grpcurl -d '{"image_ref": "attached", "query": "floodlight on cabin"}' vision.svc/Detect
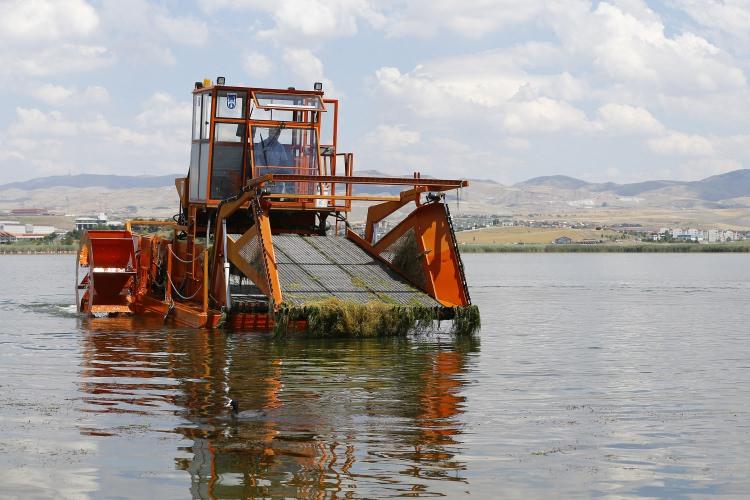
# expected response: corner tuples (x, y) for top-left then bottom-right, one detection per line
(314, 82), (323, 91)
(216, 76), (226, 85)
(194, 81), (203, 89)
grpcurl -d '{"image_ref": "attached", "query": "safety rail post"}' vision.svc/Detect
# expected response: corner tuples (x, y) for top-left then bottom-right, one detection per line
(166, 243), (173, 304)
(222, 220), (231, 312)
(330, 153), (336, 208)
(202, 249), (209, 313)
(345, 153), (353, 211)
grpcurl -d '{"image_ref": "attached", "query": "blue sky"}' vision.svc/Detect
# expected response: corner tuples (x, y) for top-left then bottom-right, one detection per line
(1, 0), (749, 185)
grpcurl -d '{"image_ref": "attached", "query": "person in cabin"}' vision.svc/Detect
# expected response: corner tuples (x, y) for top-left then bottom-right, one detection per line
(254, 126), (295, 193)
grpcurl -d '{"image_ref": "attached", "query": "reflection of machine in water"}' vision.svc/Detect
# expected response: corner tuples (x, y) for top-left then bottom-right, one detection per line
(78, 321), (479, 497)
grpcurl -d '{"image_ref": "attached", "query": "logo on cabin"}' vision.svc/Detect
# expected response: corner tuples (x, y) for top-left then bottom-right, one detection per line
(226, 93), (237, 109)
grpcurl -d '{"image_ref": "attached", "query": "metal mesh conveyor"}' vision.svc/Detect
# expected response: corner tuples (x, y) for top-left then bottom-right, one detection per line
(271, 235), (439, 307)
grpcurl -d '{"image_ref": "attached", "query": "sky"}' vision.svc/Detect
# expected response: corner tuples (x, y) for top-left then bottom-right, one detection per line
(1, 0), (750, 186)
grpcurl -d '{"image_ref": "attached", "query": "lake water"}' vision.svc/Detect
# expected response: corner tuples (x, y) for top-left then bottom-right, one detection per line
(0, 253), (749, 498)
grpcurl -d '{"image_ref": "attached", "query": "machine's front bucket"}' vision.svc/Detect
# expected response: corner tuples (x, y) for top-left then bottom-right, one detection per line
(223, 201), (478, 335)
(77, 230), (136, 315)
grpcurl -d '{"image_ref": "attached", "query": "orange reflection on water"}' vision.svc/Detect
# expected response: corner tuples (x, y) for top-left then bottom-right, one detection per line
(77, 320), (478, 497)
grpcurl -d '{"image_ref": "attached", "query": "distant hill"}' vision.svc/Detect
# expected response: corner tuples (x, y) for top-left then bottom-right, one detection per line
(3, 169), (750, 201)
(686, 169), (750, 201)
(518, 175), (591, 190)
(517, 169), (750, 200)
(2, 169), (750, 228)
(0, 174), (181, 191)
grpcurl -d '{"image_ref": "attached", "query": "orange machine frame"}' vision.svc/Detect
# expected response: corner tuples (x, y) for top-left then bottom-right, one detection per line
(76, 79), (474, 330)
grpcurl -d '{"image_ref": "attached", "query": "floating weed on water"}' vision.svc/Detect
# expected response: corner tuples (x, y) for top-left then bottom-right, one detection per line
(451, 304), (481, 335)
(532, 447), (564, 456)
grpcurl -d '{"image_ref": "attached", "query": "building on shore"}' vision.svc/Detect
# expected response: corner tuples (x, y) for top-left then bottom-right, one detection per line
(0, 231), (17, 244)
(0, 222), (58, 240)
(9, 208), (48, 216)
(75, 213), (108, 231)
(553, 236), (573, 245)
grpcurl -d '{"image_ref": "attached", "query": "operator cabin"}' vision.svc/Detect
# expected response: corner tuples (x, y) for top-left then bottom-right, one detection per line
(188, 78), (332, 205)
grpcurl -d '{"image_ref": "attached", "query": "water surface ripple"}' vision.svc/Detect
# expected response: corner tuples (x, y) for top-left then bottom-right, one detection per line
(0, 254), (748, 498)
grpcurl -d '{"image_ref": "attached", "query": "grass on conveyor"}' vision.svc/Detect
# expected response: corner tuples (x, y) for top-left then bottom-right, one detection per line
(273, 297), (480, 337)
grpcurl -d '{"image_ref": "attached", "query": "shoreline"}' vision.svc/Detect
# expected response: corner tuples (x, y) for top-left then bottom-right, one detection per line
(460, 243), (750, 253)
(0, 248), (76, 255)
(3, 244), (749, 255)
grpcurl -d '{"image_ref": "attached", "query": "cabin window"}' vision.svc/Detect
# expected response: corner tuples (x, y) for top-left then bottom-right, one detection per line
(192, 94), (202, 141)
(216, 91), (246, 119)
(250, 126), (319, 196)
(249, 107), (295, 122)
(198, 144), (209, 200)
(201, 93), (212, 140)
(188, 142), (201, 201)
(210, 144), (243, 199)
(214, 123), (244, 143)
(252, 93), (325, 112)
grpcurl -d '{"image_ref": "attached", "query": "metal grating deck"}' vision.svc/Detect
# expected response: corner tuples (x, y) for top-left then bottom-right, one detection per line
(271, 234), (439, 307)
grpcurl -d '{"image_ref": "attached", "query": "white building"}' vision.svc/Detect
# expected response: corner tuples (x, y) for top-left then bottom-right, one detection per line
(75, 213), (108, 231)
(0, 222), (58, 239)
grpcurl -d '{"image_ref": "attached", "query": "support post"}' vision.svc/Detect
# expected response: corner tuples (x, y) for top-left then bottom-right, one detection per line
(166, 243), (173, 304)
(202, 249), (209, 313)
(223, 220), (231, 312)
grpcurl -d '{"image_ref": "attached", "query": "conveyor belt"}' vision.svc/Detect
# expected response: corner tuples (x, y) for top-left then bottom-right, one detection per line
(271, 235), (439, 307)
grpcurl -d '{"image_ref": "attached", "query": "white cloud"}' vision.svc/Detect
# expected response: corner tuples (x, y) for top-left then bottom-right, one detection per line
(365, 125), (420, 149)
(28, 84), (75, 105)
(503, 97), (591, 134)
(3, 104), (189, 179)
(26, 83), (110, 106)
(367, 1), (750, 180)
(2, 0), (750, 185)
(0, 148), (25, 162)
(135, 92), (192, 130)
(596, 103), (664, 135)
(374, 66), (483, 119)
(549, 1), (747, 95)
(200, 0), (384, 44)
(153, 14), (209, 46)
(9, 108), (79, 137)
(647, 132), (715, 156)
(99, 0), (209, 65)
(0, 44), (113, 77)
(0, 1), (110, 79)
(674, 0), (750, 54)
(502, 137), (531, 151)
(82, 86), (110, 103)
(382, 0), (546, 38)
(282, 48), (335, 92)
(0, 0), (99, 43)
(243, 51), (273, 79)
(375, 63), (593, 133)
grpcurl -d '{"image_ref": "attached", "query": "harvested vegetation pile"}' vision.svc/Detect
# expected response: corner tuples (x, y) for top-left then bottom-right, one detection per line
(274, 298), (480, 337)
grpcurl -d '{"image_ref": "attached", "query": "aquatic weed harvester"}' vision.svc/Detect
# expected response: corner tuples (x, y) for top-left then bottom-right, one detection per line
(76, 79), (479, 335)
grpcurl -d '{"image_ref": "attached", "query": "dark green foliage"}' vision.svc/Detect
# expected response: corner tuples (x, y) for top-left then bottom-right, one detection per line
(273, 298), (481, 337)
(451, 305), (481, 335)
